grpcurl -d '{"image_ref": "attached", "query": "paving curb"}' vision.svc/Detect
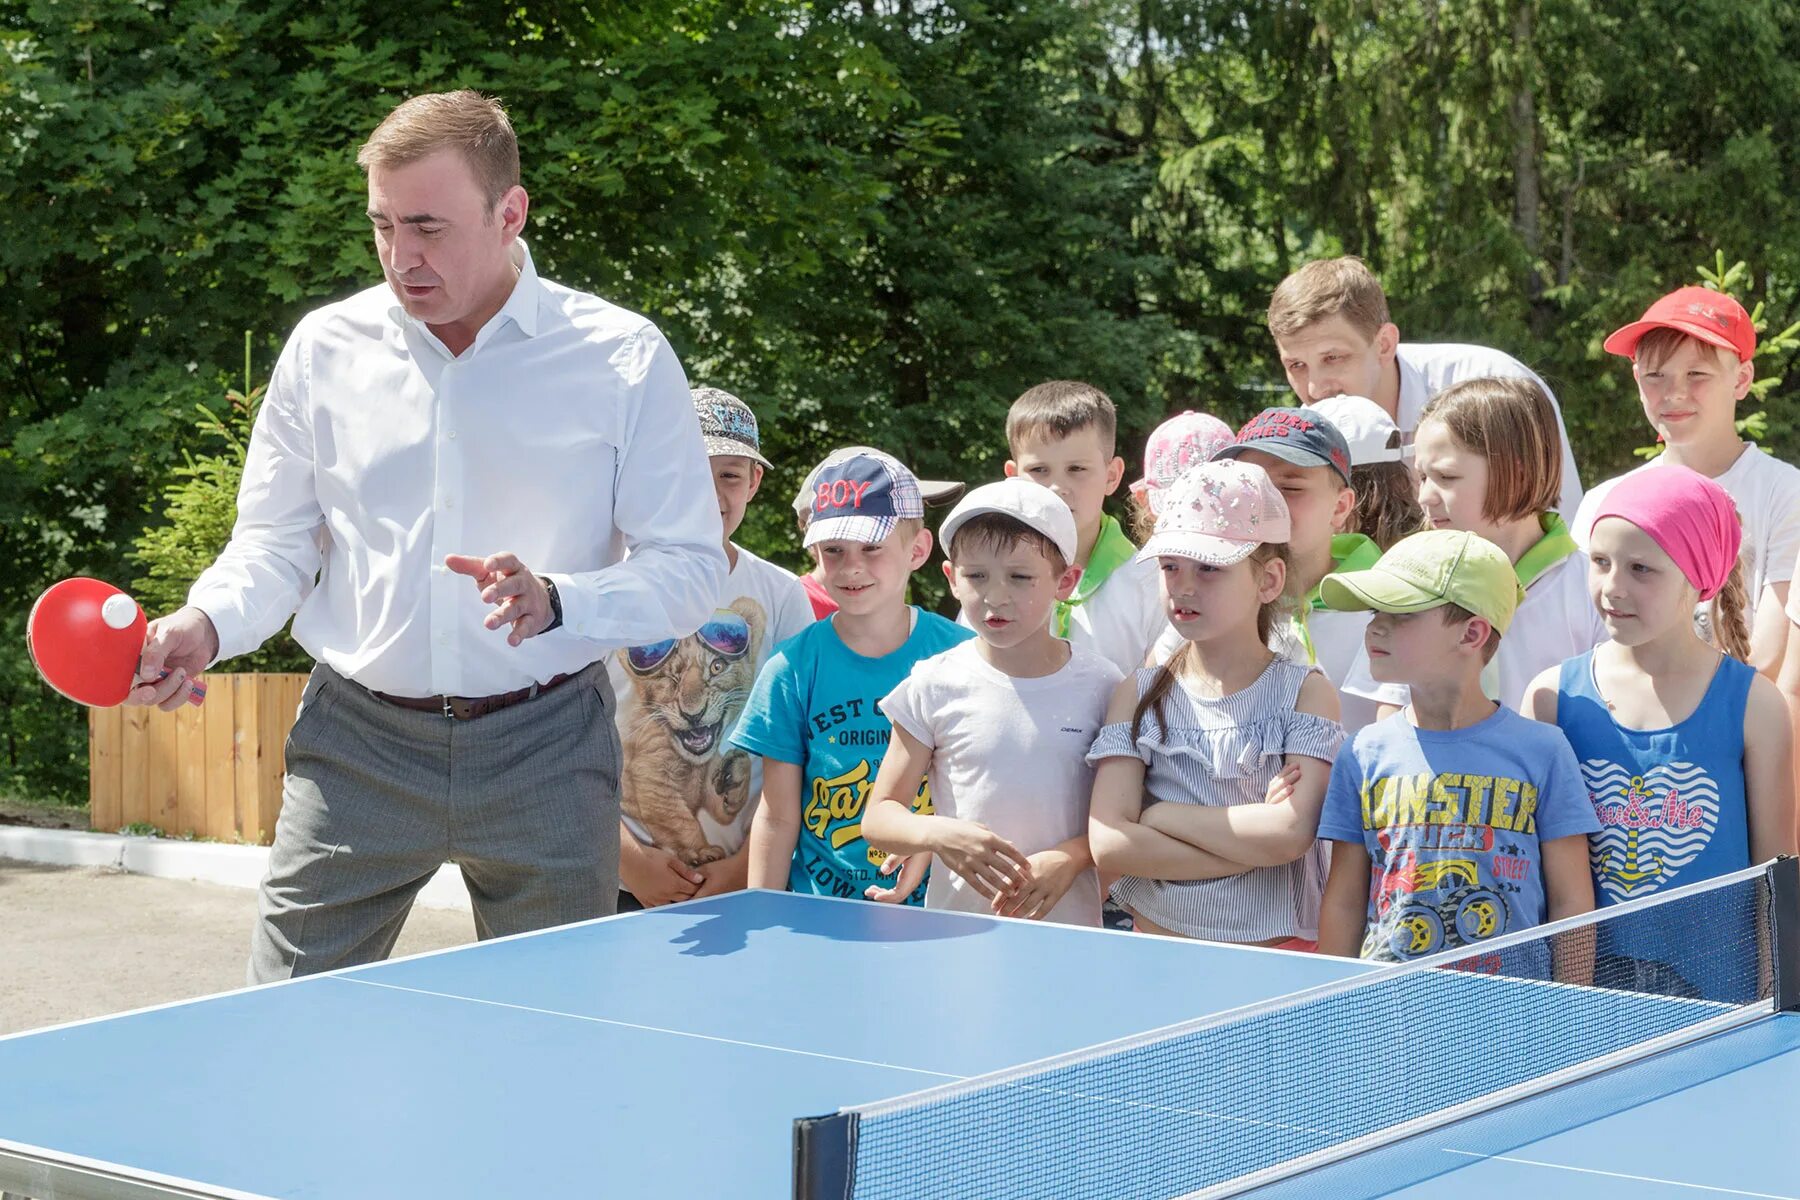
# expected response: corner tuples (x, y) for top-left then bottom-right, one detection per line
(0, 827), (474, 912)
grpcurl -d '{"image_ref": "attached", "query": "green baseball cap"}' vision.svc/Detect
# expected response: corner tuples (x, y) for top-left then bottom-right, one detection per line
(1318, 529), (1524, 634)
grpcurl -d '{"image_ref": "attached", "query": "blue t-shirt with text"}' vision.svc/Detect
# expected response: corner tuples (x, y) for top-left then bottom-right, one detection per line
(729, 609), (973, 903)
(1317, 706), (1599, 963)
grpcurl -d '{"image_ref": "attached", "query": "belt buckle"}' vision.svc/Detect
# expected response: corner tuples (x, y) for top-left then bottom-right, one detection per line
(441, 695), (455, 720)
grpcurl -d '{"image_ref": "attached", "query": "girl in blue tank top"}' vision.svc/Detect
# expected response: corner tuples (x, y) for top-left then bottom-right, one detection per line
(1523, 466), (1795, 995)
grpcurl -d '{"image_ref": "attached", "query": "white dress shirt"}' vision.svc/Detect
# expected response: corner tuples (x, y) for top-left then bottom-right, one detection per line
(189, 241), (727, 698)
(1396, 342), (1585, 517)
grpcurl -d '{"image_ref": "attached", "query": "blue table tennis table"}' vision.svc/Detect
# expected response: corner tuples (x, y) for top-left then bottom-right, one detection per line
(0, 881), (1795, 1200)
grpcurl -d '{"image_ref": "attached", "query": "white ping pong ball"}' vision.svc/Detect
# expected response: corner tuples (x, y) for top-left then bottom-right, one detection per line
(100, 594), (140, 631)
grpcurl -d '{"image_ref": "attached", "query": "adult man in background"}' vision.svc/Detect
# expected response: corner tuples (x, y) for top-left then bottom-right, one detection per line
(1267, 255), (1584, 516)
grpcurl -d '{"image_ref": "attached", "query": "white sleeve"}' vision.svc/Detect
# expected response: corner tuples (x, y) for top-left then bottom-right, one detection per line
(186, 327), (325, 664)
(1787, 547), (1800, 624)
(1759, 471), (1800, 591)
(769, 571), (816, 647)
(545, 326), (728, 646)
(878, 667), (937, 749)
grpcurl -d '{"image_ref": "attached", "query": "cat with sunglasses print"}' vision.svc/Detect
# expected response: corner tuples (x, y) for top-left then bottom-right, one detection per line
(617, 597), (766, 867)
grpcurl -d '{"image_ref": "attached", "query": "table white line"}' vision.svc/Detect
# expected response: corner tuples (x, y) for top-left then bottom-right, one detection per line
(1441, 1150), (1799, 1199)
(330, 977), (962, 1080)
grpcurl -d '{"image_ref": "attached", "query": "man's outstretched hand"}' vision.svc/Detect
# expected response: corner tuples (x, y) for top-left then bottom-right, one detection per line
(445, 552), (554, 646)
(129, 607), (220, 711)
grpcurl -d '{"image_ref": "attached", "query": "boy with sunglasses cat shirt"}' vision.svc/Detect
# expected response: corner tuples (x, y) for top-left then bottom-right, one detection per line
(609, 388), (814, 910)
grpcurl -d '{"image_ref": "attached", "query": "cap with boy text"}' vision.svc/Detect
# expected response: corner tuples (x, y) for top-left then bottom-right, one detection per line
(1215, 406), (1354, 487)
(1135, 460), (1292, 567)
(1318, 529), (1523, 634)
(801, 449), (925, 549)
(939, 478), (1079, 566)
(692, 386), (773, 468)
(1603, 286), (1755, 362)
(793, 446), (964, 520)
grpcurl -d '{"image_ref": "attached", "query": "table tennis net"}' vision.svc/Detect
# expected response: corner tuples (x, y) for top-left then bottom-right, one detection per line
(795, 861), (1795, 1200)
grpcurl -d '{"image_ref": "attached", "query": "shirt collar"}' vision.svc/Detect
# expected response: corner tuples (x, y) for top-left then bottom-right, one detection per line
(499, 239), (541, 338)
(386, 237), (542, 346)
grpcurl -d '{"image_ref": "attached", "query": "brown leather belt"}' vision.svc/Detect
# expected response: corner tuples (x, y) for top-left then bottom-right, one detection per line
(372, 672), (577, 721)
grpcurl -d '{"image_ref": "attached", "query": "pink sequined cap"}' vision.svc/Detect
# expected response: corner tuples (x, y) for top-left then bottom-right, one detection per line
(1131, 411), (1236, 516)
(1135, 459), (1293, 566)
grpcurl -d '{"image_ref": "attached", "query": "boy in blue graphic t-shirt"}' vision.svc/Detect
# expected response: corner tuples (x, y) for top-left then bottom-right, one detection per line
(1314, 531), (1598, 964)
(732, 449), (973, 904)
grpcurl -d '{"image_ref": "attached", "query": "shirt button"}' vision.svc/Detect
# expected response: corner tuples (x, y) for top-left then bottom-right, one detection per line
(443, 497), (455, 510)
(447, 430), (458, 439)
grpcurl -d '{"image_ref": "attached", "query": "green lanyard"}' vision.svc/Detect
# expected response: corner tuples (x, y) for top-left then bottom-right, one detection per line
(1295, 534), (1383, 664)
(1514, 513), (1579, 591)
(1054, 514), (1138, 638)
(1475, 514), (1576, 702)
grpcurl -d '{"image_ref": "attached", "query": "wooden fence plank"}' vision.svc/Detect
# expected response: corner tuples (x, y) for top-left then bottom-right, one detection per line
(119, 705), (152, 829)
(87, 707), (122, 833)
(146, 704), (180, 832)
(233, 677), (263, 844)
(203, 676), (238, 842)
(175, 699), (206, 838)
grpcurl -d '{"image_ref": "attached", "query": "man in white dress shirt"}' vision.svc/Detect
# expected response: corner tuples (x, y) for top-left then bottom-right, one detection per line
(128, 91), (727, 981)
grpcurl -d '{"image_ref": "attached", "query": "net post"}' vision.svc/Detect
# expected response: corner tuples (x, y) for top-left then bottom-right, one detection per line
(1771, 855), (1800, 1013)
(793, 1111), (857, 1200)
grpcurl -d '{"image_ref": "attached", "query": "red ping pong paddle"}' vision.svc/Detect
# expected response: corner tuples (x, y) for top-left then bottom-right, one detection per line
(26, 578), (205, 708)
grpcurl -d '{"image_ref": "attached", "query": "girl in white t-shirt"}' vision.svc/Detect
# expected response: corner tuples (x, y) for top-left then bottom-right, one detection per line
(1381, 376), (1605, 712)
(1088, 461), (1345, 947)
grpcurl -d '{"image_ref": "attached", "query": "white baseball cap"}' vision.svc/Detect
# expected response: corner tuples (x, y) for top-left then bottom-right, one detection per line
(938, 478), (1079, 566)
(1309, 394), (1406, 466)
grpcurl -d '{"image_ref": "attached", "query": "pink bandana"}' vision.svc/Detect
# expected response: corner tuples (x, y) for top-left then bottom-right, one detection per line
(1587, 465), (1742, 600)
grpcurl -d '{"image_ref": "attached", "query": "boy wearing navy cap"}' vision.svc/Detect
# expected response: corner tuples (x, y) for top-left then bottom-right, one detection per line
(733, 449), (973, 904)
(1215, 407), (1405, 735)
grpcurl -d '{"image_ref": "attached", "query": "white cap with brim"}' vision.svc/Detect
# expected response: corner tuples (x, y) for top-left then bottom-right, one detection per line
(939, 478), (1079, 565)
(1308, 394), (1406, 466)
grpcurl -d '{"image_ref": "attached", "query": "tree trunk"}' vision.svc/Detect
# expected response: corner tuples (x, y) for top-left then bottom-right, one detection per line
(1510, 0), (1548, 329)
(1557, 155), (1584, 288)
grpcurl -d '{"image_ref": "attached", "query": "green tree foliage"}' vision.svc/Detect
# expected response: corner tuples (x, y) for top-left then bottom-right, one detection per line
(4, 0), (1798, 800)
(129, 335), (312, 672)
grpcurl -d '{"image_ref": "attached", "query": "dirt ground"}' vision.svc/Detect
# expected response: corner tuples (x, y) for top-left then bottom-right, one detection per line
(0, 857), (476, 1035)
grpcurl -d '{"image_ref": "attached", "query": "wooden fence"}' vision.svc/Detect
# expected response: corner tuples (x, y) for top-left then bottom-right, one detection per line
(87, 674), (309, 845)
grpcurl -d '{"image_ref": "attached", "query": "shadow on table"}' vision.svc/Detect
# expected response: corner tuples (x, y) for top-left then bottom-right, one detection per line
(660, 892), (994, 957)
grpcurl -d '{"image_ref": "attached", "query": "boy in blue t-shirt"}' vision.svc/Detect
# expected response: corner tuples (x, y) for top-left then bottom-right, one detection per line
(1314, 530), (1598, 964)
(733, 449), (973, 904)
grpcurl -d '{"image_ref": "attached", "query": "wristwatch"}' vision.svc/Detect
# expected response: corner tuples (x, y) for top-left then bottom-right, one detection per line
(541, 577), (563, 633)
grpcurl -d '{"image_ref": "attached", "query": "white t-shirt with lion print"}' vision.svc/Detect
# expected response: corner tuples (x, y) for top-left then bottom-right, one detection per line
(609, 544), (814, 866)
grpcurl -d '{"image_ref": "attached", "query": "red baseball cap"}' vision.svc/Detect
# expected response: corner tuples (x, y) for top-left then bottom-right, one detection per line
(1603, 286), (1755, 362)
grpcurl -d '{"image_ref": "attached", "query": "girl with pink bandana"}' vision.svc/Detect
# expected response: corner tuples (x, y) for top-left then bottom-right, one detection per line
(1523, 466), (1795, 990)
